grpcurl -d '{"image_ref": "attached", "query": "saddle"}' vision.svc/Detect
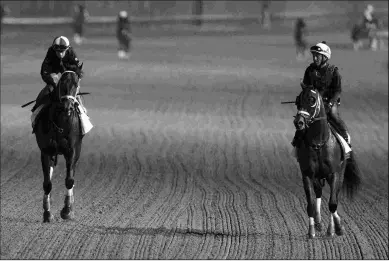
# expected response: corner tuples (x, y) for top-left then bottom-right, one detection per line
(328, 123), (351, 161)
(292, 123), (351, 162)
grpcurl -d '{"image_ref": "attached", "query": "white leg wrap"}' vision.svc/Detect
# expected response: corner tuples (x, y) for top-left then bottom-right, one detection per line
(49, 167), (53, 179)
(67, 187), (74, 197)
(333, 211), (340, 220)
(309, 217), (315, 226)
(43, 194), (50, 211)
(329, 214), (335, 227)
(316, 198), (321, 217)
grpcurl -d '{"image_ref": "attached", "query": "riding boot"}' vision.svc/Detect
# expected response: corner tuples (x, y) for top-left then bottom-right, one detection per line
(328, 114), (351, 147)
(291, 130), (304, 148)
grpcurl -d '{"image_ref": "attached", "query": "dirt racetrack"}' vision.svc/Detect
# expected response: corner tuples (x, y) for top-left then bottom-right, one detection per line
(1, 24), (388, 259)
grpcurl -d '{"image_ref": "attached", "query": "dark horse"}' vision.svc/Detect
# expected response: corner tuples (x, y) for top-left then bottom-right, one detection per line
(34, 67), (83, 222)
(350, 18), (386, 51)
(293, 86), (361, 238)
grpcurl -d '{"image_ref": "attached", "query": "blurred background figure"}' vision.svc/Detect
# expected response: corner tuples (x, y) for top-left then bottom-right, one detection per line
(1, 4), (11, 34)
(192, 0), (203, 27)
(294, 17), (309, 61)
(363, 4), (376, 28)
(73, 4), (89, 45)
(116, 10), (132, 60)
(261, 0), (271, 30)
(351, 4), (382, 51)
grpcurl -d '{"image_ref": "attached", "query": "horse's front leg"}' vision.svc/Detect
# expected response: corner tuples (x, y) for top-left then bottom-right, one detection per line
(326, 172), (345, 237)
(42, 153), (55, 222)
(313, 181), (324, 232)
(60, 150), (77, 220)
(302, 173), (316, 238)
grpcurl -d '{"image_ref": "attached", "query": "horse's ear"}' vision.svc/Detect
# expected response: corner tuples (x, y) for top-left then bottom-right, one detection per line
(79, 62), (83, 70)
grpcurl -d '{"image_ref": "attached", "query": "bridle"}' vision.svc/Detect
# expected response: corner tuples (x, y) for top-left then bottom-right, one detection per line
(57, 70), (80, 104)
(295, 88), (330, 150)
(51, 70), (80, 134)
(296, 88), (327, 128)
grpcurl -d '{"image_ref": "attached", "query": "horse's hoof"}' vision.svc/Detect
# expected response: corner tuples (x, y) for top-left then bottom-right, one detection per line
(308, 225), (315, 239)
(60, 208), (75, 220)
(335, 226), (345, 236)
(43, 211), (54, 223)
(315, 222), (324, 232)
(326, 230), (335, 238)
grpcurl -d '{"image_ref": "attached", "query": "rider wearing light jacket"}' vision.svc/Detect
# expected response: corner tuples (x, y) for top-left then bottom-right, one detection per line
(116, 10), (131, 59)
(292, 41), (351, 148)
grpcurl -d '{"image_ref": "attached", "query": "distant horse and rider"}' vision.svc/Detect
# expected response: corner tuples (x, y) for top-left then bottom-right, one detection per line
(351, 4), (388, 51)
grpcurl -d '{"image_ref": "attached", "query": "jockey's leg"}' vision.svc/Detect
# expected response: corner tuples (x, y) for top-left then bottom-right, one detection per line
(31, 84), (54, 112)
(328, 104), (351, 146)
(75, 86), (87, 114)
(75, 93), (93, 135)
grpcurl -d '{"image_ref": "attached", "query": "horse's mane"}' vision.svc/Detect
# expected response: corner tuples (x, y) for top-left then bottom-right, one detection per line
(55, 71), (79, 102)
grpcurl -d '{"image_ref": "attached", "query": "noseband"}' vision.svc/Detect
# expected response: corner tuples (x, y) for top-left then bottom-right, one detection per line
(57, 70), (80, 105)
(296, 89), (327, 127)
(51, 71), (80, 133)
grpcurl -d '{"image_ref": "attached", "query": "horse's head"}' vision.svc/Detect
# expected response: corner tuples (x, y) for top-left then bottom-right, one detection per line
(55, 64), (83, 116)
(294, 86), (326, 131)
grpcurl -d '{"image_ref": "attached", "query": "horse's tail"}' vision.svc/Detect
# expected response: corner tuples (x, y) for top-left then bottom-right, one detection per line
(343, 151), (362, 200)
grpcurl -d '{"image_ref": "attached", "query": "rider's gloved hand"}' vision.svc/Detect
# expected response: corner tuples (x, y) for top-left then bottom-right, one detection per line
(50, 73), (60, 85)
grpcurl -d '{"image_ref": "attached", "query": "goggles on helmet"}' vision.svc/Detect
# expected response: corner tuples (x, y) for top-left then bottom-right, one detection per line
(53, 45), (69, 52)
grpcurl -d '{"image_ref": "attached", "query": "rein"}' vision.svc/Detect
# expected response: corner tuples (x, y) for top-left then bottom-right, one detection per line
(296, 89), (330, 150)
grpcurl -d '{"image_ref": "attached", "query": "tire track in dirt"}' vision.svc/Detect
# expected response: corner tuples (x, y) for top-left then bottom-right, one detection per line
(339, 194), (388, 259)
(136, 133), (180, 258)
(156, 138), (198, 259)
(248, 131), (310, 259)
(220, 132), (249, 259)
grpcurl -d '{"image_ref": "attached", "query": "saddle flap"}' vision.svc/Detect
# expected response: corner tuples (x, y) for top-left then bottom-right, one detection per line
(329, 124), (351, 160)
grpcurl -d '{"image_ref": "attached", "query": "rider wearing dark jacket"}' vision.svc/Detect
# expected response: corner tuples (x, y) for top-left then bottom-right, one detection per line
(292, 41), (351, 148)
(294, 17), (308, 59)
(31, 36), (83, 112)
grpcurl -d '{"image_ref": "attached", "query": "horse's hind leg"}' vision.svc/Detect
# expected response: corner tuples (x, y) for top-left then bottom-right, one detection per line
(42, 153), (54, 222)
(313, 181), (324, 232)
(326, 173), (346, 237)
(303, 174), (316, 238)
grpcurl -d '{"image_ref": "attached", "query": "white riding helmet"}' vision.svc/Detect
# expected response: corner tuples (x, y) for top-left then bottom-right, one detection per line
(119, 10), (128, 18)
(366, 4), (374, 13)
(52, 36), (70, 52)
(310, 41), (331, 60)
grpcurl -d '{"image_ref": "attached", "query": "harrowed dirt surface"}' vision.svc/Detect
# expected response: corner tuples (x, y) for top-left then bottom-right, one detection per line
(1, 25), (388, 259)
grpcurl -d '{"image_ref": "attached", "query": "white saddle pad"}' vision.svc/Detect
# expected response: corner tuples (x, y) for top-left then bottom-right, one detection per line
(333, 132), (352, 154)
